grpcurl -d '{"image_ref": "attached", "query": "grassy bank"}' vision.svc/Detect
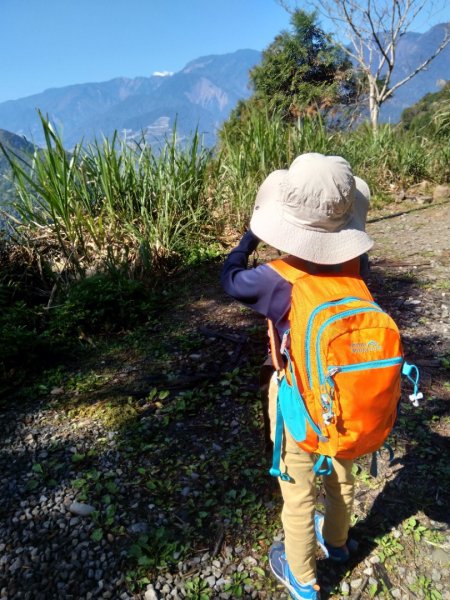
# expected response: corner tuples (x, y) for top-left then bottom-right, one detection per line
(1, 111), (449, 386)
(3, 112), (449, 278)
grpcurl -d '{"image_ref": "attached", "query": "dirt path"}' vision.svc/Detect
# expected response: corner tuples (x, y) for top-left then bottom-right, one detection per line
(339, 201), (450, 600)
(0, 201), (449, 600)
(368, 201), (450, 291)
(367, 201), (449, 364)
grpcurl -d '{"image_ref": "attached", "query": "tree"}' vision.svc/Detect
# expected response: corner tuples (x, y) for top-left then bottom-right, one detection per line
(235, 10), (357, 123)
(278, 0), (450, 131)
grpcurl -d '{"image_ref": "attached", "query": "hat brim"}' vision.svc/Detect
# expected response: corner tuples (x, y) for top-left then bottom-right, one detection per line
(250, 170), (373, 265)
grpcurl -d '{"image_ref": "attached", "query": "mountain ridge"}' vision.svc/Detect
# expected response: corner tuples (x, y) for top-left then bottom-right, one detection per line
(0, 128), (37, 225)
(0, 49), (260, 147)
(0, 25), (448, 147)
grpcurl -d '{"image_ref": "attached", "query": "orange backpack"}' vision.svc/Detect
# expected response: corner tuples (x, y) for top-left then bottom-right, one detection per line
(267, 256), (422, 479)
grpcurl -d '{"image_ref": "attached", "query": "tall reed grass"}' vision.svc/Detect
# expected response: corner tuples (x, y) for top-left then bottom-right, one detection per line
(3, 115), (213, 280)
(2, 110), (448, 285)
(2, 109), (448, 388)
(217, 113), (449, 225)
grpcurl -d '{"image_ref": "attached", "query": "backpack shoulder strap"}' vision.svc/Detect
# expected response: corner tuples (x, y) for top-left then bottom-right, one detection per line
(268, 319), (283, 371)
(267, 257), (309, 284)
(270, 256), (371, 308)
(266, 256), (369, 371)
(269, 256), (362, 281)
(267, 258), (308, 371)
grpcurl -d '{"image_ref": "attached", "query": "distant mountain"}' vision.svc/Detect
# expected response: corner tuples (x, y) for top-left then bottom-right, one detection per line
(0, 129), (36, 227)
(0, 24), (447, 148)
(0, 129), (36, 186)
(380, 23), (450, 122)
(0, 50), (261, 148)
(0, 128), (35, 157)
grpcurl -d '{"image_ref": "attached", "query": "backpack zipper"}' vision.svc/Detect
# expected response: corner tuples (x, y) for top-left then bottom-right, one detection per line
(328, 356), (404, 373)
(326, 356), (403, 385)
(305, 297), (379, 387)
(310, 305), (385, 386)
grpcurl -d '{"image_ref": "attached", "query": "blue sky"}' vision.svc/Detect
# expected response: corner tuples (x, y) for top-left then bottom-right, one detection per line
(1, 0), (449, 104)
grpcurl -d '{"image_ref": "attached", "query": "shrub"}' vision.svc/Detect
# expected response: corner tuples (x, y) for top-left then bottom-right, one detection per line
(49, 273), (151, 337)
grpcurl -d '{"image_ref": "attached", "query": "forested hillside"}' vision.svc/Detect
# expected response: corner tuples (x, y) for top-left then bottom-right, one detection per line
(401, 81), (450, 135)
(0, 129), (35, 210)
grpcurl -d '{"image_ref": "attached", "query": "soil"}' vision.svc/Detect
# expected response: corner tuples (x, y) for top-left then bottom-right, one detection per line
(0, 199), (449, 600)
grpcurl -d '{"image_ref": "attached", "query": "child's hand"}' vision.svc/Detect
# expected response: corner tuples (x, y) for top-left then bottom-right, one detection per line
(242, 229), (260, 253)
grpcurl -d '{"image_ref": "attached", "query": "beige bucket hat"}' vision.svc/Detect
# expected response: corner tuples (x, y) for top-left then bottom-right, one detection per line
(250, 153), (373, 264)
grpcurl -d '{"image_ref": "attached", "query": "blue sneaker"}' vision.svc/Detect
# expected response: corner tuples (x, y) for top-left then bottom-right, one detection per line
(314, 512), (357, 563)
(269, 542), (320, 600)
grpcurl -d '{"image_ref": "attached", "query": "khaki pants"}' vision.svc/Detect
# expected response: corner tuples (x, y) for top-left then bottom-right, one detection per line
(268, 374), (355, 583)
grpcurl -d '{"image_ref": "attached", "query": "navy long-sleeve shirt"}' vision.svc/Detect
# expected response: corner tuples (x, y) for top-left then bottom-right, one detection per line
(220, 231), (292, 336)
(220, 230), (369, 339)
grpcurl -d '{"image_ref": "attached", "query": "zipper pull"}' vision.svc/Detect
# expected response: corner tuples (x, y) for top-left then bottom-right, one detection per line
(320, 393), (335, 426)
(323, 411), (334, 426)
(320, 393), (331, 409)
(409, 392), (423, 407)
(327, 366), (340, 377)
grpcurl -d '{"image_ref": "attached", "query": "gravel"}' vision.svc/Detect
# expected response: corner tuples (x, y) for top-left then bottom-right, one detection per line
(0, 405), (131, 599)
(0, 393), (286, 599)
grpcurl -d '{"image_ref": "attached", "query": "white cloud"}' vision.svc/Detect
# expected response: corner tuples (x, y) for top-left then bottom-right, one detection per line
(152, 71), (173, 77)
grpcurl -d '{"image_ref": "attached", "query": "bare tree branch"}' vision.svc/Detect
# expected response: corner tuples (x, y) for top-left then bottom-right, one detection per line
(275, 0), (296, 14)
(289, 0), (450, 130)
(385, 27), (450, 99)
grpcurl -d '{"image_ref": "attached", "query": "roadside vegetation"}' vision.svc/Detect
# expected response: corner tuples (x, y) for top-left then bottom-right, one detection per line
(1, 105), (449, 387)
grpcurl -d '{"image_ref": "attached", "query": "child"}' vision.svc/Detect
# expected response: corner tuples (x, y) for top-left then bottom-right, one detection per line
(221, 153), (373, 600)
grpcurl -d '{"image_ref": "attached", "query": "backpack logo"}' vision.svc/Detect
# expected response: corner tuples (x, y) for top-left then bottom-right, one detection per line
(351, 340), (383, 353)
